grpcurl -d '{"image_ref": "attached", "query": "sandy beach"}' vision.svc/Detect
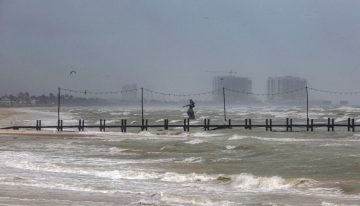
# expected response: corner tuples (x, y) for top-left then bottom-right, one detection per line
(0, 108), (84, 138)
(0, 108), (24, 131)
(0, 108), (22, 121)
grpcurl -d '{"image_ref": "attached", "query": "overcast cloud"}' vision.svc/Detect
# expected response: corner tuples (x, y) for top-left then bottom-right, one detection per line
(1, 0), (360, 102)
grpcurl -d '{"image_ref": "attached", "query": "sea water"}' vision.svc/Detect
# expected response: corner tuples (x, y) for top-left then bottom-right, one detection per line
(0, 106), (360, 205)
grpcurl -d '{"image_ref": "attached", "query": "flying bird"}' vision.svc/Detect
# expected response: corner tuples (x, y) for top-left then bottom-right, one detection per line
(70, 71), (77, 75)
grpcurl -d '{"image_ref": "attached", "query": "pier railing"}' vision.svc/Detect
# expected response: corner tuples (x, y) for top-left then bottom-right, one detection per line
(1, 118), (357, 132)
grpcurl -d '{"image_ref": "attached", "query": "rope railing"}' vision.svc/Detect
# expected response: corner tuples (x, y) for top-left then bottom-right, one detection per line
(60, 88), (138, 95)
(56, 86), (360, 127)
(224, 87), (306, 96)
(144, 88), (220, 97)
(308, 87), (360, 95)
(60, 86), (360, 97)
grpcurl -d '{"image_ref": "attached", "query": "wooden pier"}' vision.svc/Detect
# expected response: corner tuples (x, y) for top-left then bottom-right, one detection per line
(1, 118), (358, 132)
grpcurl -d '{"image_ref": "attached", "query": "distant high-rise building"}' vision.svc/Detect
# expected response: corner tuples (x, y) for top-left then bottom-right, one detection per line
(213, 76), (252, 103)
(121, 84), (138, 102)
(267, 76), (307, 103)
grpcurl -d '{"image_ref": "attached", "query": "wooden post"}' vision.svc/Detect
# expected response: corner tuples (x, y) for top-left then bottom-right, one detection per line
(311, 119), (314, 132)
(332, 118), (334, 132)
(164, 119), (168, 130)
(82, 120), (85, 131)
(121, 119), (124, 132)
(352, 118), (355, 132)
(245, 119), (248, 129)
(223, 87), (227, 122)
(290, 119), (293, 132)
(207, 119), (210, 130)
(228, 119), (232, 129)
(141, 87), (144, 130)
(103, 119), (106, 132)
(266, 119), (269, 131)
(60, 120), (63, 131)
(306, 86), (309, 120)
(145, 119), (148, 131)
(270, 119), (272, 131)
(327, 118), (330, 132)
(307, 118), (309, 131)
(36, 120), (39, 131)
(141, 119), (144, 131)
(249, 119), (252, 130)
(57, 120), (60, 131)
(100, 119), (102, 132)
(188, 118), (190, 132)
(348, 118), (351, 132)
(78, 119), (81, 131)
(203, 119), (207, 131)
(286, 118), (289, 132)
(124, 119), (127, 133)
(183, 119), (186, 131)
(57, 87), (60, 124)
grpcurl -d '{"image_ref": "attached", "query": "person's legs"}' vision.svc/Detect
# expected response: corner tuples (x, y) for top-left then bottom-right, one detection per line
(187, 108), (195, 119)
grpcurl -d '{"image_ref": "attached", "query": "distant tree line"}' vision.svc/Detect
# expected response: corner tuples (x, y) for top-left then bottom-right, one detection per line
(0, 92), (109, 106)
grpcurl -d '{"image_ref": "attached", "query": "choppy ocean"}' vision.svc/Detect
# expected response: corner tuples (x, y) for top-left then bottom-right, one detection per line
(0, 106), (360, 205)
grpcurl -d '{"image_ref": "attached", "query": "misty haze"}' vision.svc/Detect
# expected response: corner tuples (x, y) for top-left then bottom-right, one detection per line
(0, 1), (360, 206)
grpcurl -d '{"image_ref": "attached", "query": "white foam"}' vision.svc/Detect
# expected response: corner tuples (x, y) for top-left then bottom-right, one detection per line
(335, 116), (350, 122)
(102, 119), (117, 124)
(320, 143), (350, 147)
(0, 181), (139, 195)
(160, 172), (214, 183)
(110, 111), (131, 116)
(192, 132), (223, 137)
(225, 145), (236, 150)
(159, 193), (235, 206)
(108, 147), (129, 154)
(228, 134), (323, 143)
(138, 131), (157, 137)
(231, 173), (290, 191)
(228, 135), (252, 140)
(321, 201), (359, 206)
(185, 139), (205, 144)
(178, 157), (203, 163)
(3, 153), (349, 199)
(211, 158), (242, 163)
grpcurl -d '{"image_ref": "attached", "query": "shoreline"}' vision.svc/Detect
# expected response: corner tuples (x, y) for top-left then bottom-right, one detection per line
(0, 129), (97, 138)
(0, 107), (84, 138)
(0, 108), (23, 122)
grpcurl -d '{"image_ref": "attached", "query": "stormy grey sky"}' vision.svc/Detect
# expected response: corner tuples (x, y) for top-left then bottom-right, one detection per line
(1, 0), (360, 101)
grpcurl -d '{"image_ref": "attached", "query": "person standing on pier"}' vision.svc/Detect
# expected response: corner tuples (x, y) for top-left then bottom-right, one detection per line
(183, 99), (195, 119)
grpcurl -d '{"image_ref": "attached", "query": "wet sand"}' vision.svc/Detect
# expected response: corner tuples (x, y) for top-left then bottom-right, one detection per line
(0, 130), (94, 138)
(0, 108), (91, 138)
(0, 108), (22, 121)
